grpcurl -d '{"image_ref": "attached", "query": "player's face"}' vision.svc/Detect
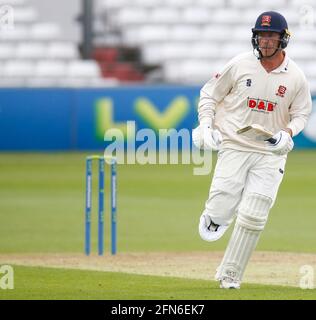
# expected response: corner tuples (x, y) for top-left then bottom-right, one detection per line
(257, 31), (281, 57)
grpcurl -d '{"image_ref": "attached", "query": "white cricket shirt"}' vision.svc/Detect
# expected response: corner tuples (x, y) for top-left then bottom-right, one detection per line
(198, 51), (312, 154)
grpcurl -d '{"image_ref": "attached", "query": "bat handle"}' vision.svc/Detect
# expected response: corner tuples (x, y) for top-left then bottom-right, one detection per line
(267, 137), (277, 144)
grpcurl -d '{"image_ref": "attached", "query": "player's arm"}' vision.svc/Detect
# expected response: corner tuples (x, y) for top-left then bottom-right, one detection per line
(286, 78), (312, 137)
(282, 128), (293, 137)
(193, 62), (235, 150)
(198, 62), (235, 125)
(266, 78), (312, 155)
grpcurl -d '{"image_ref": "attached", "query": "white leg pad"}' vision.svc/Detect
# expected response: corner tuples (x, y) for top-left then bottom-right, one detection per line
(216, 193), (272, 282)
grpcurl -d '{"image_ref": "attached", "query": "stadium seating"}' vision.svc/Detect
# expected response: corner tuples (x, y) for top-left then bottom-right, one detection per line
(94, 0), (316, 91)
(0, 0), (109, 87)
(0, 0), (315, 90)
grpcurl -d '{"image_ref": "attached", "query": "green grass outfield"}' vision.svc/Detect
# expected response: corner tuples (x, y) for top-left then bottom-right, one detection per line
(1, 266), (316, 300)
(0, 151), (316, 299)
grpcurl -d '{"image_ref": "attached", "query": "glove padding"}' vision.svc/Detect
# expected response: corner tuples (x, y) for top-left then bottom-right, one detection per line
(192, 123), (222, 151)
(265, 130), (294, 155)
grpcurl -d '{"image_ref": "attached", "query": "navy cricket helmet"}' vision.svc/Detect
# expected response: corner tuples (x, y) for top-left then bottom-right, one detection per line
(251, 11), (291, 58)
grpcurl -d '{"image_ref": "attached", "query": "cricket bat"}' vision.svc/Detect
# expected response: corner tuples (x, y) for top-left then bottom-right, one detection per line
(237, 124), (277, 144)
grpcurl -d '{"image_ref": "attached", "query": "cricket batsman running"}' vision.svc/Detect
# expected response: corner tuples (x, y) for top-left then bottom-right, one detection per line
(192, 11), (312, 289)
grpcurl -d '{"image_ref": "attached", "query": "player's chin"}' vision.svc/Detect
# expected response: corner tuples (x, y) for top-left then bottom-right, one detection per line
(261, 50), (274, 58)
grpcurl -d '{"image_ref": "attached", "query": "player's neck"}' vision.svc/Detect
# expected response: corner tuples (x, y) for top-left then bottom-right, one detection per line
(260, 51), (285, 73)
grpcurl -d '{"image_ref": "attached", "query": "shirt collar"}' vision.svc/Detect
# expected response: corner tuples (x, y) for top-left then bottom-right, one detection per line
(271, 51), (289, 73)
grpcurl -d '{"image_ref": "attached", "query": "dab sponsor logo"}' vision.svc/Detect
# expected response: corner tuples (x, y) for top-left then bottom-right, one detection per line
(247, 97), (277, 113)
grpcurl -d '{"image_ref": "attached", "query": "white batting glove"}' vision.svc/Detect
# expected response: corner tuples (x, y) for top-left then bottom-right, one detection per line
(265, 130), (294, 156)
(192, 121), (223, 151)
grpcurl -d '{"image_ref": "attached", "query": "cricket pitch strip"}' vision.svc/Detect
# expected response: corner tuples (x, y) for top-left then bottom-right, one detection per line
(0, 251), (315, 288)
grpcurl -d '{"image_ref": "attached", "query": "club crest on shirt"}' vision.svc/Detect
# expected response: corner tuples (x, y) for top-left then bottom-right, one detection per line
(276, 85), (287, 97)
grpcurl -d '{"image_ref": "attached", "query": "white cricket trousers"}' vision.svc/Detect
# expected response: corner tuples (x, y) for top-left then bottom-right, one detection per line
(204, 148), (287, 226)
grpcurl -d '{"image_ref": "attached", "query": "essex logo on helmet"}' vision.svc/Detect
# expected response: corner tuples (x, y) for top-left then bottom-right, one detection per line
(261, 15), (271, 26)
